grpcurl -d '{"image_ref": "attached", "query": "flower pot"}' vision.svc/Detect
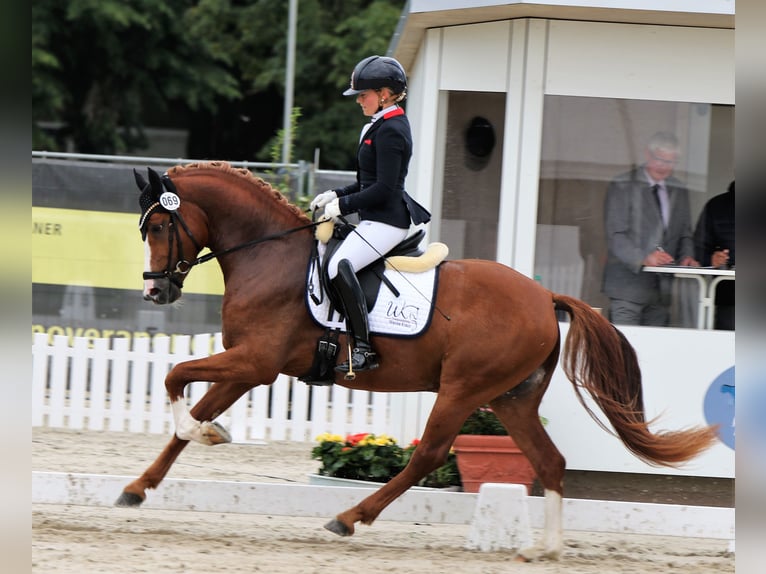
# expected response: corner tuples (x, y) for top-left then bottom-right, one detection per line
(307, 473), (382, 489)
(451, 434), (536, 494)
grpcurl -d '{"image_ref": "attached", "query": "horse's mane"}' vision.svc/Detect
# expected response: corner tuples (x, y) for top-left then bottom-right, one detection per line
(167, 161), (310, 223)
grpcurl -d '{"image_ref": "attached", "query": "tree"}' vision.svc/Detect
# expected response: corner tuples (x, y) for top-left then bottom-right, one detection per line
(32, 0), (241, 154)
(287, 0), (404, 169)
(32, 0), (405, 169)
(189, 0), (404, 169)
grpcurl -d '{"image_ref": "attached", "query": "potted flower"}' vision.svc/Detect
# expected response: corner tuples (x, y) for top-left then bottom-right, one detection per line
(310, 432), (460, 489)
(451, 407), (547, 494)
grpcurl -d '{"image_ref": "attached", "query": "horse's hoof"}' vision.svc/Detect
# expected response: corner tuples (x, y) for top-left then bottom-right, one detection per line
(324, 518), (352, 537)
(115, 491), (144, 507)
(201, 421), (232, 445)
(516, 545), (539, 562)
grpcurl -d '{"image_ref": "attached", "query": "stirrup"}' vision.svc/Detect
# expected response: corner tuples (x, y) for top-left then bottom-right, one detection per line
(335, 347), (379, 374)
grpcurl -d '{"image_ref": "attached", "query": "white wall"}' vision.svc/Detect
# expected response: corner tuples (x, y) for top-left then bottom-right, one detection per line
(541, 325), (734, 478)
(398, 16), (735, 478)
(545, 21), (735, 103)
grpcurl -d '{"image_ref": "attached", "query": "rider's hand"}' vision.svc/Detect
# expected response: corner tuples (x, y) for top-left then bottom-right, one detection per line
(320, 198), (341, 221)
(310, 190), (337, 211)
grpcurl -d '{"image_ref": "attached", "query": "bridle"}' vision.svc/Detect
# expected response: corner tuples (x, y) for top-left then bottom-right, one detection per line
(141, 207), (204, 288)
(140, 174), (319, 289)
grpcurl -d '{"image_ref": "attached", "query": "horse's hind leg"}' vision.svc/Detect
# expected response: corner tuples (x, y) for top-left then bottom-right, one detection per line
(115, 380), (252, 507)
(325, 395), (476, 537)
(489, 346), (566, 561)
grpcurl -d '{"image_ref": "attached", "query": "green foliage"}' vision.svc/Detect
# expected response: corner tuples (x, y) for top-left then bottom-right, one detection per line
(32, 0), (407, 168)
(400, 441), (461, 488)
(32, 0), (243, 153)
(312, 433), (460, 488)
(459, 406), (549, 435)
(294, 1), (404, 169)
(266, 107), (302, 194)
(459, 406), (509, 435)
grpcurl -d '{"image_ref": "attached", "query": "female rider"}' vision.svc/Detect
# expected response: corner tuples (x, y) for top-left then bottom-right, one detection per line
(311, 55), (429, 374)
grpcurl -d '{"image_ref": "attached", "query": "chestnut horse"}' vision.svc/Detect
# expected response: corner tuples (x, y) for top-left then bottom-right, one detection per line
(118, 162), (717, 560)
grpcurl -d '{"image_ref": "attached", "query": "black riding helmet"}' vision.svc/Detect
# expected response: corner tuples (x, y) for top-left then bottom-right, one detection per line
(343, 55), (407, 96)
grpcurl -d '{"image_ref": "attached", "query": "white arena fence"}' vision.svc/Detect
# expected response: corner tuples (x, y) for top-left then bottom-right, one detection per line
(32, 332), (399, 443)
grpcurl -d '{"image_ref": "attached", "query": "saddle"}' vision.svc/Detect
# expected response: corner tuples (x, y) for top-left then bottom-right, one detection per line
(300, 224), (433, 386)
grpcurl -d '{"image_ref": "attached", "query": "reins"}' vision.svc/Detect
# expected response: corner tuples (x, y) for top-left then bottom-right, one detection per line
(191, 220), (320, 267)
(145, 217), (319, 286)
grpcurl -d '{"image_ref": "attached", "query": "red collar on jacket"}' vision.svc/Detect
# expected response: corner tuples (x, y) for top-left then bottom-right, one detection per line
(382, 107), (405, 120)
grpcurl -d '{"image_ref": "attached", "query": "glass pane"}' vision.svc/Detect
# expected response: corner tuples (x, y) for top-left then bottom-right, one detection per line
(440, 91), (505, 260)
(536, 96), (734, 328)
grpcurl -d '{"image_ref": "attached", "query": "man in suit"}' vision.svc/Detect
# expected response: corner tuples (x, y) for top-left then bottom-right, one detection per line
(602, 132), (699, 326)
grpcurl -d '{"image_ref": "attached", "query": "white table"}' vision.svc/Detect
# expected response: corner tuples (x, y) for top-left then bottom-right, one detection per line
(643, 266), (735, 329)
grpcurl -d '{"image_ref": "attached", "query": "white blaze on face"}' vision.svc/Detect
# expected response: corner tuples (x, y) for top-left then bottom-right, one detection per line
(143, 238), (156, 297)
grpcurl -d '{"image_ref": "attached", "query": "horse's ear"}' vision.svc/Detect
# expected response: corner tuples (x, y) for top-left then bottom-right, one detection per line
(134, 168), (148, 191)
(147, 167), (163, 196)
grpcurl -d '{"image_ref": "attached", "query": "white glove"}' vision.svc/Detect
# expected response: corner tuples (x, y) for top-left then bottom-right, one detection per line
(310, 190), (337, 211)
(320, 198), (341, 221)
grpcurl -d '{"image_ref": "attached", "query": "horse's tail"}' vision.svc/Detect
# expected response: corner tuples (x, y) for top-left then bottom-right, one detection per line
(552, 293), (719, 467)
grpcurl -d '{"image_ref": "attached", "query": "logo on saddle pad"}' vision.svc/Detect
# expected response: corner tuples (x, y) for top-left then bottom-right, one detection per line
(384, 299), (422, 331)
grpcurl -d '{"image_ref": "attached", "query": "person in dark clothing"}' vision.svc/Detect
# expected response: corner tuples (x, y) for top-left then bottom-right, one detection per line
(310, 55), (430, 374)
(694, 180), (735, 330)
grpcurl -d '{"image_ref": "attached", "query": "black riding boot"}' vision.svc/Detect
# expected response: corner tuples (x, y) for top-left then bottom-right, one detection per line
(332, 259), (379, 373)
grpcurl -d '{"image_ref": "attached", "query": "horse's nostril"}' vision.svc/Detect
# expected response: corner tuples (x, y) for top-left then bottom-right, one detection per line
(144, 287), (161, 301)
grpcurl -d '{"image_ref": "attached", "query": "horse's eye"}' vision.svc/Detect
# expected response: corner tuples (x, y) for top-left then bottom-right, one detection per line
(150, 223), (164, 234)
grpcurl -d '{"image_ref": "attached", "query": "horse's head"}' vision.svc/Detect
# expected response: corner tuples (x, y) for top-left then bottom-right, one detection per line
(136, 167), (205, 304)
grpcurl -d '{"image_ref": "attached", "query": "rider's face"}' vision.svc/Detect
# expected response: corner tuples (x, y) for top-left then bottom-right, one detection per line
(356, 90), (381, 117)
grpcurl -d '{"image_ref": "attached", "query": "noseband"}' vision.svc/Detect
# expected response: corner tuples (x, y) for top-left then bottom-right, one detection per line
(142, 209), (203, 288)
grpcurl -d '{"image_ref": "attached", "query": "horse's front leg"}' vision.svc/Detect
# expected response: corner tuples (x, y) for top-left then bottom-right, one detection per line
(115, 433), (188, 507)
(115, 350), (264, 507)
(115, 381), (250, 507)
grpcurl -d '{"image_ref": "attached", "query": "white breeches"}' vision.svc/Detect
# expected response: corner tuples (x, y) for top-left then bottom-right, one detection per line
(327, 220), (408, 279)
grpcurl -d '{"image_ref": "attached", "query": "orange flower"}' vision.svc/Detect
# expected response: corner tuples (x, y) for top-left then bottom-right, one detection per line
(346, 432), (370, 446)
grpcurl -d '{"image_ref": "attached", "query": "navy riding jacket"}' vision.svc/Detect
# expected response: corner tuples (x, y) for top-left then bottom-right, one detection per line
(334, 107), (416, 229)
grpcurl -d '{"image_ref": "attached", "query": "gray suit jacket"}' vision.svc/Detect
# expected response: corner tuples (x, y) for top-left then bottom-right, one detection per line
(602, 166), (695, 305)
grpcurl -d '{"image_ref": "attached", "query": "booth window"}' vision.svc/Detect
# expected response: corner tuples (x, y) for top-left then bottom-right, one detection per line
(440, 92), (505, 260)
(535, 96), (734, 328)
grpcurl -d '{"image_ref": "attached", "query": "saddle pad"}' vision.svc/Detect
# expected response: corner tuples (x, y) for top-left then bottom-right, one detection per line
(306, 243), (439, 338)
